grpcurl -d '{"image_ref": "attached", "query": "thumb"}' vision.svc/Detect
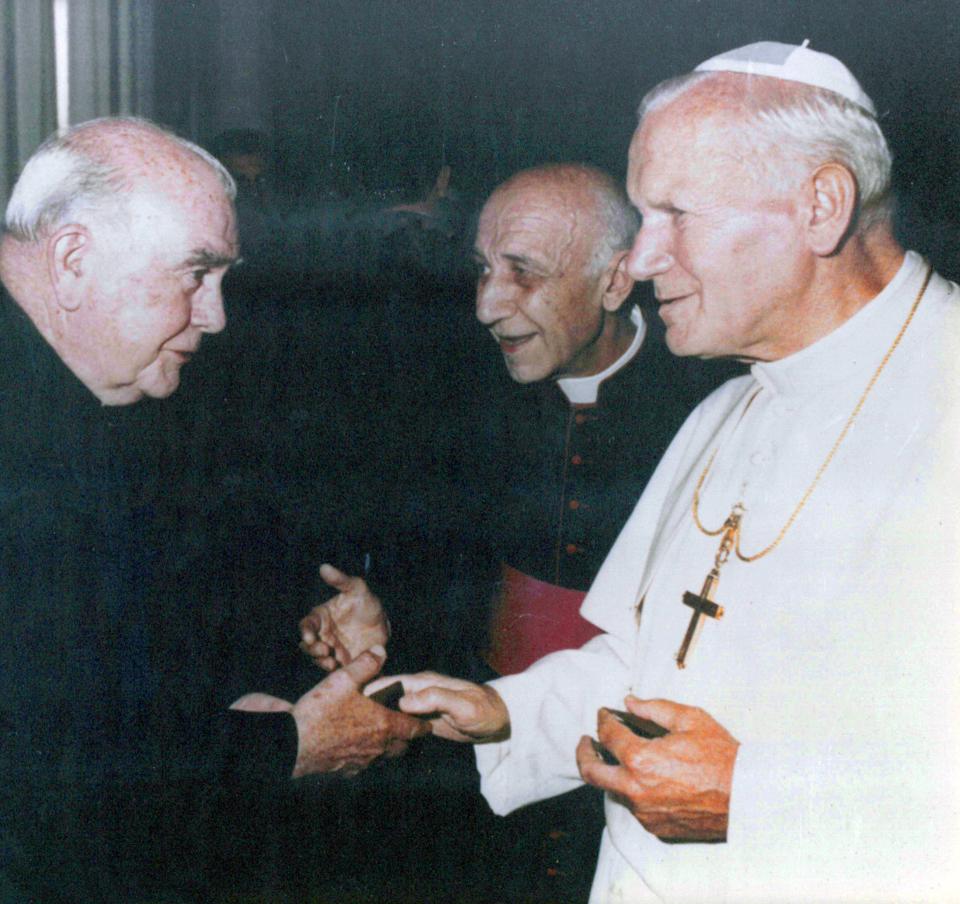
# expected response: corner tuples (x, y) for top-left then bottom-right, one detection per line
(229, 693), (293, 713)
(341, 644), (387, 687)
(318, 562), (356, 591)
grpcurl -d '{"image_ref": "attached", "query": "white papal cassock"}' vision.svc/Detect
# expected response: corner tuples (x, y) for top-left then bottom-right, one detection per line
(475, 252), (960, 903)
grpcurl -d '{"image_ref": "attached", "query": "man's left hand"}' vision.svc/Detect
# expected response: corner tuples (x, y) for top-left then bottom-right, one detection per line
(576, 696), (739, 842)
(298, 563), (390, 671)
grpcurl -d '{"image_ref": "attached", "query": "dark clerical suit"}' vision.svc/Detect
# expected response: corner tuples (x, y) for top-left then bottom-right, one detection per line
(0, 286), (304, 903)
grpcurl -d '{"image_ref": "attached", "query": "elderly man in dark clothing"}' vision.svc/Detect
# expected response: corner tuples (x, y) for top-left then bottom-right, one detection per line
(0, 116), (425, 903)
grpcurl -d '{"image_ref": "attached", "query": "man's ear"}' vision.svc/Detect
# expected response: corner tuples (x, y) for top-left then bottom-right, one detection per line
(47, 225), (90, 311)
(600, 251), (636, 313)
(805, 163), (858, 256)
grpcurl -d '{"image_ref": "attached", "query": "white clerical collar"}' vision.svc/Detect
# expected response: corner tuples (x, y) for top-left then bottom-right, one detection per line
(556, 306), (646, 404)
(751, 251), (922, 398)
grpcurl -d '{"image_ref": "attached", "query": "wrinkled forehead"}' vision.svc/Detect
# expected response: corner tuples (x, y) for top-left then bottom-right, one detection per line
(114, 178), (237, 260)
(477, 183), (592, 264)
(627, 98), (766, 203)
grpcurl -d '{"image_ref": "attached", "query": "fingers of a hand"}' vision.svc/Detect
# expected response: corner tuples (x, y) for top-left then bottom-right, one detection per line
(299, 637), (333, 658)
(300, 606), (339, 652)
(364, 674), (403, 697)
(576, 735), (621, 789)
(598, 705), (654, 739)
(386, 709), (431, 741)
(299, 610), (321, 644)
(332, 636), (353, 667)
(401, 686), (482, 727)
(364, 672), (436, 698)
(229, 693), (293, 713)
(312, 607), (340, 648)
(425, 718), (468, 743)
(625, 696), (692, 732)
(340, 644), (387, 687)
(382, 671), (468, 695)
(596, 710), (651, 770)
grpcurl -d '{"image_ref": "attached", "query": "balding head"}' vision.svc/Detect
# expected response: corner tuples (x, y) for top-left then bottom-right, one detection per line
(0, 117), (238, 405)
(474, 164), (638, 383)
(487, 164), (639, 278)
(5, 117), (236, 243)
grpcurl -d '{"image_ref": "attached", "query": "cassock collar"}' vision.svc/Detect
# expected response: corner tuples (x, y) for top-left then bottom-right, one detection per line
(0, 281), (104, 415)
(556, 305), (646, 404)
(751, 251), (923, 399)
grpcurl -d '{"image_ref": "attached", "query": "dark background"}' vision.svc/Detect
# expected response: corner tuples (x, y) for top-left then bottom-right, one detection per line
(150, 0), (960, 274)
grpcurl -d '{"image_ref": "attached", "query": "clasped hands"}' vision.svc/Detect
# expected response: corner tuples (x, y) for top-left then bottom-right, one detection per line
(230, 644), (429, 777)
(279, 562), (740, 842)
(296, 564), (508, 744)
(229, 564), (422, 778)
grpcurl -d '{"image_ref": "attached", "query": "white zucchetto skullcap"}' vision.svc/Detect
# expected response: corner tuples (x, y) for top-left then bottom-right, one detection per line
(694, 39), (876, 116)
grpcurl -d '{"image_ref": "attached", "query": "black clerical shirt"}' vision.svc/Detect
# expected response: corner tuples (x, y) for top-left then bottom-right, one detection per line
(0, 283), (297, 902)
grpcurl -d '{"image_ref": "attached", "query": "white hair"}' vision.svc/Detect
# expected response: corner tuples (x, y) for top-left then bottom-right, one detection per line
(638, 72), (894, 230)
(4, 117), (236, 242)
(582, 167), (641, 277)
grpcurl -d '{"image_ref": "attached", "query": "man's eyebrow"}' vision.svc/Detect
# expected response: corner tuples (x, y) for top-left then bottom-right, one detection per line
(502, 252), (546, 270)
(182, 248), (238, 269)
(470, 250), (548, 271)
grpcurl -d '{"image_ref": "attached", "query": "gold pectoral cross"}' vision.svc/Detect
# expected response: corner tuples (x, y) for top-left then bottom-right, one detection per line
(676, 504), (743, 669)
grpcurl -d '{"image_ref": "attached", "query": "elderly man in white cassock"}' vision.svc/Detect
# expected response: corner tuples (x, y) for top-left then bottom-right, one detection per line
(371, 41), (960, 902)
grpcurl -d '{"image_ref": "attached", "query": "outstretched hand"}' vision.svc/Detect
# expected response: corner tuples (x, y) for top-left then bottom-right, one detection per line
(299, 563), (390, 670)
(576, 696), (739, 842)
(231, 645), (430, 778)
(365, 671), (510, 743)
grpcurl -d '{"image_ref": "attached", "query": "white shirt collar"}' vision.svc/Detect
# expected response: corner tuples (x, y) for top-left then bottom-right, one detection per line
(556, 306), (646, 405)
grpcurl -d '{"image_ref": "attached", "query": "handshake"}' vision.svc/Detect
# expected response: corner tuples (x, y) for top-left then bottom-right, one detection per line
(233, 561), (736, 845)
(230, 563), (510, 779)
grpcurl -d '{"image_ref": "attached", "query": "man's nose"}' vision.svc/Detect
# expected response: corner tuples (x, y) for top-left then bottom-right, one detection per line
(192, 279), (227, 334)
(475, 276), (516, 325)
(625, 227), (675, 282)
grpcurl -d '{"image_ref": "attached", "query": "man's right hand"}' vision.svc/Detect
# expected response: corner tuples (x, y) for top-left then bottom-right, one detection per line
(231, 646), (430, 778)
(365, 672), (510, 744)
(299, 563), (390, 670)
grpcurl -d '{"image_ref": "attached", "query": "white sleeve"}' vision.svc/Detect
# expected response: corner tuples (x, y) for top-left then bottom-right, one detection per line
(475, 631), (632, 816)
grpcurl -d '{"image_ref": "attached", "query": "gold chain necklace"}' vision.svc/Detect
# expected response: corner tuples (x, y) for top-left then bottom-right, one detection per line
(675, 261), (932, 669)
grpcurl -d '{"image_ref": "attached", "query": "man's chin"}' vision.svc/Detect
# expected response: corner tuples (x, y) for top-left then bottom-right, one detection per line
(663, 327), (702, 359)
(504, 357), (551, 385)
(136, 363), (183, 400)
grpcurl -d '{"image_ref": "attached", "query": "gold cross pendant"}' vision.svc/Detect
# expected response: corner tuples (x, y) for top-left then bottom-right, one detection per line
(676, 504), (743, 669)
(676, 568), (724, 668)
